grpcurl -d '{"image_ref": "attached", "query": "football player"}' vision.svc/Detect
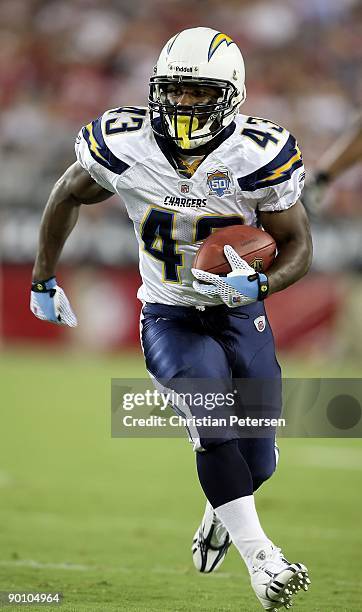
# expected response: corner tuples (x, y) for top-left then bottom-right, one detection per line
(303, 114), (362, 215)
(31, 28), (312, 610)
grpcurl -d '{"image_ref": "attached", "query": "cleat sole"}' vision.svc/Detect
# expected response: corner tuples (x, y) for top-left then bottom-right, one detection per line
(265, 565), (311, 610)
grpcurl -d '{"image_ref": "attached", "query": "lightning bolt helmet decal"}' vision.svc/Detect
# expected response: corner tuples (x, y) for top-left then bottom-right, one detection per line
(208, 32), (235, 61)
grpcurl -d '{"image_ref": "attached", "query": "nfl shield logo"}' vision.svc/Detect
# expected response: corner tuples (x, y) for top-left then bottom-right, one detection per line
(254, 316), (266, 333)
(207, 169), (232, 197)
(179, 183), (190, 194)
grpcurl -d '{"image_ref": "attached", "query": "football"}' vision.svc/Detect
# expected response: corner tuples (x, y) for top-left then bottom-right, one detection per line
(193, 225), (276, 274)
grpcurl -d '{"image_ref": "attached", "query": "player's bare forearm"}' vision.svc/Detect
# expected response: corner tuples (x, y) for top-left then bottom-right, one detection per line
(317, 116), (362, 180)
(260, 201), (313, 296)
(32, 162), (113, 280)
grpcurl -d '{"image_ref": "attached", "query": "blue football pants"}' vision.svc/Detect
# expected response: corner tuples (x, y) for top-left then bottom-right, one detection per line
(141, 302), (281, 506)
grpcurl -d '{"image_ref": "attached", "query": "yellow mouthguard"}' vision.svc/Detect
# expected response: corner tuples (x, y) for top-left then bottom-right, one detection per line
(173, 115), (199, 149)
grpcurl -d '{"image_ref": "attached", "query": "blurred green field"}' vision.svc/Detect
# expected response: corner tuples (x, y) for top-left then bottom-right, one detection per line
(1, 349), (362, 612)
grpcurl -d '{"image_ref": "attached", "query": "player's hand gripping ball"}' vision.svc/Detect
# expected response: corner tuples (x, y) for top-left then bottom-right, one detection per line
(192, 225), (276, 308)
(30, 277), (78, 326)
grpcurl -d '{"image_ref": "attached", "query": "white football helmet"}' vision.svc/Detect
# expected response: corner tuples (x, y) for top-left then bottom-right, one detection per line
(149, 27), (246, 150)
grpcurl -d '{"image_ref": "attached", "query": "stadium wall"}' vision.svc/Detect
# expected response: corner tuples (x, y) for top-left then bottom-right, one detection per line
(1, 265), (344, 354)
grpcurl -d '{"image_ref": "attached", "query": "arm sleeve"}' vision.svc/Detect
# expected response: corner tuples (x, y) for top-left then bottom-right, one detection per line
(238, 134), (305, 212)
(256, 162), (305, 212)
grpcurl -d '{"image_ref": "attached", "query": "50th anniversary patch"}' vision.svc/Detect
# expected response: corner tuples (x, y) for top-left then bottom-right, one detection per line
(207, 169), (233, 197)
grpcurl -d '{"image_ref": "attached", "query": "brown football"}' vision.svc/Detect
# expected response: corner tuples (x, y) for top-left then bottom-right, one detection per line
(193, 225), (276, 274)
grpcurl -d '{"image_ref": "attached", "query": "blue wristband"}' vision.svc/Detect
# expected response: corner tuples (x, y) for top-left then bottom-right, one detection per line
(257, 273), (269, 300)
(31, 277), (57, 293)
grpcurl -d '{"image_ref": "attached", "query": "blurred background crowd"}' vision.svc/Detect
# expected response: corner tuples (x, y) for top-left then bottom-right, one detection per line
(1, 0), (361, 357)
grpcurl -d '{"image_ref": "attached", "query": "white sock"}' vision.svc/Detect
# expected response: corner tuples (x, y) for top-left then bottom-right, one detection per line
(203, 500), (229, 546)
(214, 495), (270, 571)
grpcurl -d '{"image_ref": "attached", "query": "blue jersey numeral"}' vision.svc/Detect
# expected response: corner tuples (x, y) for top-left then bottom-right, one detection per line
(141, 208), (183, 283)
(141, 210), (244, 283)
(105, 107), (147, 135)
(195, 215), (244, 241)
(242, 116), (284, 148)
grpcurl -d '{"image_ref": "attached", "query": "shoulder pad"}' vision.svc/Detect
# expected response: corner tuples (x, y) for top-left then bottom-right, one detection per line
(82, 106), (150, 175)
(232, 115), (302, 191)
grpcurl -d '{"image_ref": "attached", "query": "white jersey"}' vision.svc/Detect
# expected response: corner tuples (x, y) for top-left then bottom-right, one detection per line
(75, 107), (305, 307)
